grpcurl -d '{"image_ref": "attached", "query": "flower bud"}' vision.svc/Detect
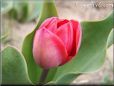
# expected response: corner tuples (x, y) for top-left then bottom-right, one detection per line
(33, 17), (82, 69)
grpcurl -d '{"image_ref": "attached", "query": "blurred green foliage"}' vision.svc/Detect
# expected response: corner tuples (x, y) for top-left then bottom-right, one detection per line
(1, 0), (42, 44)
(1, 0), (42, 22)
(101, 73), (114, 85)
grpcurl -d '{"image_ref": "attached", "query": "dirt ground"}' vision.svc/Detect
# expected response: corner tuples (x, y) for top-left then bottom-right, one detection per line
(2, 0), (113, 84)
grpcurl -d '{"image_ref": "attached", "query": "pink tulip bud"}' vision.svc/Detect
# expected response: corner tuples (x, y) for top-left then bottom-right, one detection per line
(33, 17), (82, 69)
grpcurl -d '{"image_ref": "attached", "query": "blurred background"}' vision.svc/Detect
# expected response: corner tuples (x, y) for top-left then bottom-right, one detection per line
(1, 0), (113, 84)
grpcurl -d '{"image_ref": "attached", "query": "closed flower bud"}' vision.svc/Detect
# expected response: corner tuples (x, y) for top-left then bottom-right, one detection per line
(33, 17), (82, 69)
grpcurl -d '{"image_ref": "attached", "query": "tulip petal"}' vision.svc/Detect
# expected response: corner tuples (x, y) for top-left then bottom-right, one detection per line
(46, 18), (58, 32)
(39, 17), (54, 28)
(33, 28), (68, 69)
(57, 19), (69, 28)
(39, 17), (58, 32)
(55, 22), (73, 57)
(70, 20), (82, 56)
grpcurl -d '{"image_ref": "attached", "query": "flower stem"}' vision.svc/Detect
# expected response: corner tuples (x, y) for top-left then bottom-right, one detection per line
(38, 69), (49, 85)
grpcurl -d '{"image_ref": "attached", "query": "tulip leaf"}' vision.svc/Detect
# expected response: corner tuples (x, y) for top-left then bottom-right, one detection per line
(10, 0), (42, 22)
(27, 1), (42, 21)
(1, 46), (32, 84)
(1, 34), (8, 42)
(1, 0), (13, 14)
(22, 0), (58, 84)
(10, 0), (28, 22)
(48, 12), (113, 84)
(53, 74), (80, 85)
(107, 29), (114, 47)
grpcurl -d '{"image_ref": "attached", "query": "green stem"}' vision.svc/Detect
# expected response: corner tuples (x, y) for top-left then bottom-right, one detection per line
(38, 69), (49, 85)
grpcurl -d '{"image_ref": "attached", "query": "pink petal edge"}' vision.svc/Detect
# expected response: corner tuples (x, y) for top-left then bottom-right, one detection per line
(33, 28), (68, 69)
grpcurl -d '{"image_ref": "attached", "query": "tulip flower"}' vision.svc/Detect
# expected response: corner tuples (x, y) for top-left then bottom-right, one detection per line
(33, 17), (82, 69)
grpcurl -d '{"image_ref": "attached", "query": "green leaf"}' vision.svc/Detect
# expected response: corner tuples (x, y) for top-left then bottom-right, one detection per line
(1, 46), (32, 84)
(7, 1), (44, 22)
(7, 0), (29, 22)
(1, 34), (8, 41)
(1, 0), (13, 14)
(26, 1), (42, 21)
(22, 31), (41, 84)
(22, 0), (58, 84)
(11, 0), (42, 22)
(12, 1), (28, 22)
(49, 12), (113, 84)
(107, 29), (114, 47)
(53, 74), (80, 85)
